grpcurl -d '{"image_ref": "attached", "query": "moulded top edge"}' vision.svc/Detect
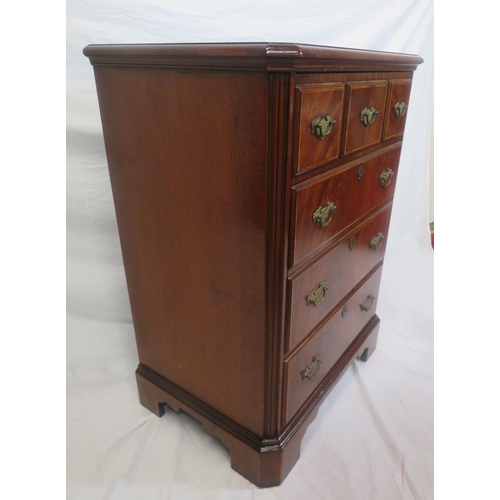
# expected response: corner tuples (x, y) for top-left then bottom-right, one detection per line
(82, 42), (424, 67)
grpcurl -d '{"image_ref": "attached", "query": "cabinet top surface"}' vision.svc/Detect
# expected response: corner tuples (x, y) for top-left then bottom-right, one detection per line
(83, 42), (423, 72)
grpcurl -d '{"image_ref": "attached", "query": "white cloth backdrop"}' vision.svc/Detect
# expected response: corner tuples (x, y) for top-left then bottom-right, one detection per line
(67, 1), (434, 498)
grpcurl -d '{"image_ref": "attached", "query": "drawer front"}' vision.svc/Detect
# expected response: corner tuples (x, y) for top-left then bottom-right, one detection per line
(343, 80), (388, 156)
(383, 79), (412, 141)
(284, 266), (383, 423)
(291, 144), (401, 266)
(294, 83), (345, 174)
(287, 206), (391, 351)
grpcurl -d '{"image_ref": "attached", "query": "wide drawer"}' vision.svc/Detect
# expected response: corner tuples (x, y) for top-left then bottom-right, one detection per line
(283, 265), (383, 423)
(383, 79), (412, 141)
(343, 80), (388, 156)
(287, 206), (391, 351)
(291, 144), (401, 267)
(293, 82), (345, 174)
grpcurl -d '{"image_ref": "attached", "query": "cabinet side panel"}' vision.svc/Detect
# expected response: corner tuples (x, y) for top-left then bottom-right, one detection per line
(93, 67), (268, 436)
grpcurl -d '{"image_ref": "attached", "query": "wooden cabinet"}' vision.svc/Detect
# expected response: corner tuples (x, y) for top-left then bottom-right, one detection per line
(84, 42), (423, 487)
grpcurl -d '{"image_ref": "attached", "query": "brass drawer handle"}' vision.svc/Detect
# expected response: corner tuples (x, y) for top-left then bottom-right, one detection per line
(306, 281), (329, 307)
(394, 101), (408, 118)
(369, 232), (384, 250)
(360, 106), (378, 126)
(301, 355), (322, 381)
(357, 164), (365, 181)
(360, 294), (375, 312)
(312, 201), (336, 228)
(349, 235), (356, 251)
(311, 115), (336, 140)
(379, 168), (394, 188)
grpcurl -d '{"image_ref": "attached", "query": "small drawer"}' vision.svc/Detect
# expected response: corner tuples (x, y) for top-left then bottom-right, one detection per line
(343, 80), (388, 156)
(293, 83), (345, 174)
(283, 265), (383, 423)
(287, 206), (391, 351)
(383, 79), (412, 141)
(291, 144), (401, 267)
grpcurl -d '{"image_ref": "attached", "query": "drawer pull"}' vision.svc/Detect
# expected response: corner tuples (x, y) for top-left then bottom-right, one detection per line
(369, 232), (384, 250)
(357, 164), (365, 181)
(360, 294), (375, 312)
(311, 115), (336, 140)
(349, 235), (356, 251)
(378, 168), (394, 188)
(341, 304), (348, 317)
(312, 201), (336, 228)
(301, 355), (322, 381)
(394, 101), (408, 118)
(306, 281), (329, 307)
(360, 106), (379, 126)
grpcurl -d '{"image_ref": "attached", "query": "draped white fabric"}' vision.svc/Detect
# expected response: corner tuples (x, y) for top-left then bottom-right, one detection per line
(67, 1), (434, 498)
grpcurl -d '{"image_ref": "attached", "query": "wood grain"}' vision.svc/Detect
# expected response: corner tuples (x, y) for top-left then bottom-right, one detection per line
(84, 42), (423, 73)
(84, 42), (422, 487)
(283, 264), (383, 423)
(94, 66), (269, 436)
(343, 80), (388, 155)
(290, 143), (402, 267)
(294, 83), (345, 174)
(135, 314), (382, 487)
(383, 79), (413, 140)
(287, 205), (392, 350)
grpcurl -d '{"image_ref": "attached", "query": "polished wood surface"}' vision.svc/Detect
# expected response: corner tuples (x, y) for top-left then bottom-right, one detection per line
(290, 71), (414, 181)
(291, 144), (402, 267)
(294, 83), (344, 174)
(94, 66), (269, 436)
(85, 42), (422, 487)
(383, 79), (412, 140)
(84, 42), (423, 72)
(287, 205), (391, 350)
(136, 313), (381, 487)
(343, 80), (388, 155)
(284, 265), (383, 423)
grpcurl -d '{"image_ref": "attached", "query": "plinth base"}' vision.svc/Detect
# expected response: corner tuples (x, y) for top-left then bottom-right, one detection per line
(136, 315), (380, 487)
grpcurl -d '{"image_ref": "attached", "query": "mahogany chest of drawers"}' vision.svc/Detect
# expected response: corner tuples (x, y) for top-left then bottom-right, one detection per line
(84, 43), (423, 487)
